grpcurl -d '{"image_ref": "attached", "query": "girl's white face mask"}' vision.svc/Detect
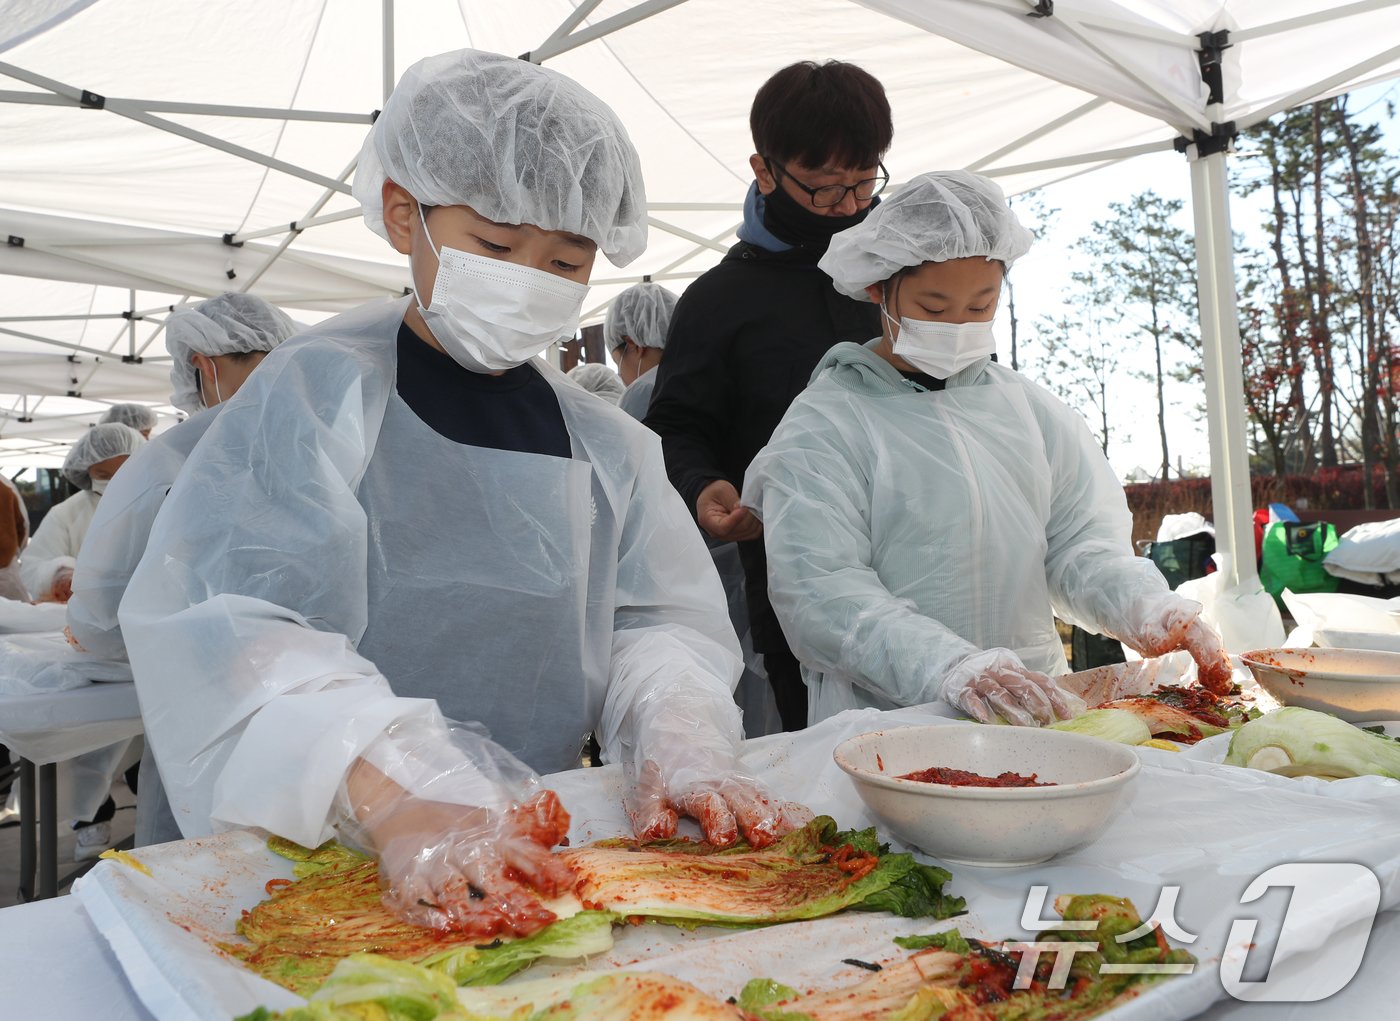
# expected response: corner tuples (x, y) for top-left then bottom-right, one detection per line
(89, 478), (109, 495)
(887, 312), (997, 380)
(413, 207), (590, 373)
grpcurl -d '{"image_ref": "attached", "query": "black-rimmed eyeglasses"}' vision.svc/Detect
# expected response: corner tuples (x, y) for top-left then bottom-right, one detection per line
(764, 157), (889, 208)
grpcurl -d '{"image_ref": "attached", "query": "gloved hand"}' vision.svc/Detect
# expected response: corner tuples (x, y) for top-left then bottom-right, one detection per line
(622, 684), (810, 848)
(625, 758), (812, 849)
(43, 567), (75, 604)
(342, 715), (575, 938)
(1112, 592), (1233, 695)
(941, 648), (1085, 727)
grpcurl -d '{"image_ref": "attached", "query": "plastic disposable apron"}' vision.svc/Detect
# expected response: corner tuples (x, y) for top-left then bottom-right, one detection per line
(355, 389), (596, 776)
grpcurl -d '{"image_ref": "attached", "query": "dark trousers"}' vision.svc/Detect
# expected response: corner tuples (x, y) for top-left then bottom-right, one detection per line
(762, 644), (808, 733)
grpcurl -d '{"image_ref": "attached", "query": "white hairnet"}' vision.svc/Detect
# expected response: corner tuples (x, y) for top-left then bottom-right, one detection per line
(63, 423), (145, 490)
(354, 49), (647, 267)
(166, 293), (299, 413)
(567, 362), (626, 405)
(604, 282), (679, 352)
(99, 403), (157, 433)
(820, 170), (1036, 301)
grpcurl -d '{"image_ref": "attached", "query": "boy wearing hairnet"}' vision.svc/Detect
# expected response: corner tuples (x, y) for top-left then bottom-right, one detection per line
(605, 281), (678, 421)
(120, 50), (805, 939)
(67, 293), (297, 845)
(743, 171), (1233, 727)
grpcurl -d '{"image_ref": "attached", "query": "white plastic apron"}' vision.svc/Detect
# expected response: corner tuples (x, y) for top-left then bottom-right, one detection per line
(355, 390), (598, 775)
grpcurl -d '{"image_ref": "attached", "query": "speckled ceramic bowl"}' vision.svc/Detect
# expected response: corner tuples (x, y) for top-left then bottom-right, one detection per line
(833, 724), (1140, 867)
(1242, 648), (1400, 723)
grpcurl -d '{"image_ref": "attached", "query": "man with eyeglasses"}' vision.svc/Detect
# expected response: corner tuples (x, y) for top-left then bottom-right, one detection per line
(645, 60), (892, 733)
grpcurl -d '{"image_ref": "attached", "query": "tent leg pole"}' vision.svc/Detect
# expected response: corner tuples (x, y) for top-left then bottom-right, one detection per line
(1189, 151), (1257, 590)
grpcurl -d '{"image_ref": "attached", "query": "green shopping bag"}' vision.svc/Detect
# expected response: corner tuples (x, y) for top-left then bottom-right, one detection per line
(1260, 520), (1340, 609)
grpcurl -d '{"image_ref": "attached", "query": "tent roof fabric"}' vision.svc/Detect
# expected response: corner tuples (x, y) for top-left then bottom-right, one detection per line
(1, 0), (1397, 464)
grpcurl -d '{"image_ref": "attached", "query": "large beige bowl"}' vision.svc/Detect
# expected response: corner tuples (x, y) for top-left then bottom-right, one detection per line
(1242, 648), (1400, 722)
(833, 724), (1139, 868)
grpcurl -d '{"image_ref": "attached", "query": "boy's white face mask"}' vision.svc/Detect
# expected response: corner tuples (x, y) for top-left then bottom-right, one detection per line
(883, 299), (996, 380)
(413, 207), (589, 373)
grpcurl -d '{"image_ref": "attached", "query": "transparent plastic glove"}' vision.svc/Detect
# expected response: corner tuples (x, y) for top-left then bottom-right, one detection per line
(341, 715), (575, 938)
(941, 648), (1085, 727)
(623, 688), (810, 849)
(46, 567), (75, 604)
(624, 759), (813, 849)
(1112, 592), (1233, 695)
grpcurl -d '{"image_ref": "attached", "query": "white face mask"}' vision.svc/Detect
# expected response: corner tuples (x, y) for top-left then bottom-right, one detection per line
(884, 302), (997, 380)
(414, 208), (589, 373)
(89, 478), (109, 495)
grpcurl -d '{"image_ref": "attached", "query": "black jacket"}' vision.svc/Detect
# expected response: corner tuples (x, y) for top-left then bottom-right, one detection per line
(645, 240), (881, 651)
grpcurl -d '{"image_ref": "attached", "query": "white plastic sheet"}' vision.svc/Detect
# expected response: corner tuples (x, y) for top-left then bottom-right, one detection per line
(77, 705), (1400, 1021)
(0, 630), (133, 694)
(0, 599), (68, 634)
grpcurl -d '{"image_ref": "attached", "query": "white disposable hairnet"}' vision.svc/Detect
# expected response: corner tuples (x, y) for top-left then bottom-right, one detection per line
(99, 403), (157, 433)
(604, 282), (679, 352)
(354, 49), (647, 267)
(166, 292), (299, 413)
(567, 362), (626, 405)
(63, 423), (145, 490)
(820, 170), (1036, 301)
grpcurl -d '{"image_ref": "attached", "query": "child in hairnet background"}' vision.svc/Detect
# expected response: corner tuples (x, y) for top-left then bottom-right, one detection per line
(744, 170), (1233, 728)
(120, 49), (806, 940)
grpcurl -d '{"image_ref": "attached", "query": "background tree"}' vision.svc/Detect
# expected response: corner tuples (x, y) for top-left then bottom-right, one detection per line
(1074, 193), (1198, 480)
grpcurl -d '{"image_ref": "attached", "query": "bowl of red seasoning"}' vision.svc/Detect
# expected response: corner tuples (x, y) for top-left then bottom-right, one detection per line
(833, 723), (1140, 867)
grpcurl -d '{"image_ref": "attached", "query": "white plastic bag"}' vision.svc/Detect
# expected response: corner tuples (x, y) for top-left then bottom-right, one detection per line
(1176, 553), (1286, 653)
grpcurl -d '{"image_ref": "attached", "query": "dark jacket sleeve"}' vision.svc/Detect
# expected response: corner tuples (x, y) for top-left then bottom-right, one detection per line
(644, 274), (735, 516)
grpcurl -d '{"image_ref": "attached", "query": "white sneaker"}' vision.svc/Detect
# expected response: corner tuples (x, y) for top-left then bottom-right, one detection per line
(74, 820), (112, 862)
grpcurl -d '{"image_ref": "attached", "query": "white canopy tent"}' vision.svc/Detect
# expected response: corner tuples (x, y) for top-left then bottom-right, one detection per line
(2, 0), (1398, 585)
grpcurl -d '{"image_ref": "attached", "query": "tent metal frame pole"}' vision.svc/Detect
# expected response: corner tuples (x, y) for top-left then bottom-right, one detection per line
(0, 324), (109, 356)
(526, 0), (690, 63)
(19, 240), (207, 295)
(237, 156), (358, 293)
(0, 314), (130, 323)
(979, 140), (1174, 178)
(127, 289), (136, 360)
(231, 207), (362, 244)
(645, 216), (731, 255)
(968, 96), (1109, 171)
(0, 90), (370, 123)
(536, 0), (605, 55)
(0, 62), (352, 195)
(646, 202), (744, 212)
(1237, 43), (1400, 131)
(578, 219), (740, 321)
(1001, 1), (1214, 133)
(1233, 0), (1395, 42)
(382, 0), (395, 103)
(1189, 150), (1256, 590)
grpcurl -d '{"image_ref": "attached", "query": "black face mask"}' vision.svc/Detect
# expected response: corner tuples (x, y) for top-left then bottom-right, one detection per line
(762, 181), (873, 250)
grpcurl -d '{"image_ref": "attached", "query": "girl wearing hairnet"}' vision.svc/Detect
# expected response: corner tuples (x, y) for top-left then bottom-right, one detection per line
(566, 361), (626, 405)
(100, 403), (158, 439)
(743, 170), (1232, 728)
(119, 50), (805, 939)
(20, 422), (145, 604)
(606, 281), (679, 421)
(66, 293), (297, 845)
